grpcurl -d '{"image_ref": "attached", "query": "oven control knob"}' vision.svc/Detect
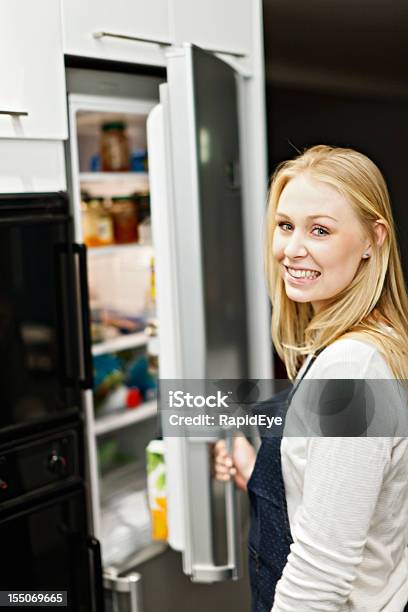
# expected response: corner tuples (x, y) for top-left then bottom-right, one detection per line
(48, 452), (67, 476)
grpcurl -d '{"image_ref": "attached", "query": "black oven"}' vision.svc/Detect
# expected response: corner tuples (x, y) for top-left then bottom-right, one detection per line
(0, 423), (104, 611)
(0, 193), (92, 443)
(0, 194), (102, 610)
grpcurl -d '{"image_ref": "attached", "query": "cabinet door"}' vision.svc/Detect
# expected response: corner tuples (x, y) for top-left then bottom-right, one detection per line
(62, 0), (170, 67)
(0, 141), (66, 193)
(171, 0), (251, 57)
(0, 0), (67, 139)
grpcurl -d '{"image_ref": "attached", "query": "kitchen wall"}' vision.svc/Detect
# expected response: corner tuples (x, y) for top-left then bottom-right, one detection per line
(263, 0), (408, 281)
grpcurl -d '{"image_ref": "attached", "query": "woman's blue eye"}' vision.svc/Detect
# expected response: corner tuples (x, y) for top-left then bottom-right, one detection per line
(278, 222), (292, 231)
(312, 226), (329, 236)
(277, 222), (329, 237)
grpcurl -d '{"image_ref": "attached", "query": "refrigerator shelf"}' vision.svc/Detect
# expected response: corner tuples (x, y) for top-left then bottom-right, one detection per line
(95, 400), (157, 436)
(80, 172), (149, 197)
(106, 541), (167, 575)
(80, 172), (148, 182)
(92, 331), (148, 356)
(87, 242), (152, 257)
(100, 459), (147, 501)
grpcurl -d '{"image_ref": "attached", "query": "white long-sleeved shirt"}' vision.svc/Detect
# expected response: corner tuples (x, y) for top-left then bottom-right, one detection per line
(273, 338), (408, 612)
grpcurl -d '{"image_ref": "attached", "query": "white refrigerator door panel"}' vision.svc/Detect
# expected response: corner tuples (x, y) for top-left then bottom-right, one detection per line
(147, 99), (186, 553)
(148, 44), (246, 583)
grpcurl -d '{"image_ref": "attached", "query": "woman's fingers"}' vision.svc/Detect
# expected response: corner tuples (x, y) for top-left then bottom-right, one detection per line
(214, 453), (232, 465)
(214, 455), (236, 480)
(215, 463), (235, 475)
(213, 439), (227, 456)
(212, 439), (240, 482)
(211, 436), (254, 492)
(217, 469), (236, 481)
(214, 451), (233, 467)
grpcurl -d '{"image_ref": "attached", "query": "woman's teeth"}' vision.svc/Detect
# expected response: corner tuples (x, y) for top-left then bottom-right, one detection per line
(287, 267), (320, 279)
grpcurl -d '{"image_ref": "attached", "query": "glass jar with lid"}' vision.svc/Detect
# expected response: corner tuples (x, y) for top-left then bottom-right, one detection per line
(83, 198), (114, 247)
(111, 196), (138, 244)
(100, 121), (130, 172)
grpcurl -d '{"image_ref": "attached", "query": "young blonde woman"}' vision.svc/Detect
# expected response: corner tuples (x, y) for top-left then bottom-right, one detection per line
(214, 145), (408, 611)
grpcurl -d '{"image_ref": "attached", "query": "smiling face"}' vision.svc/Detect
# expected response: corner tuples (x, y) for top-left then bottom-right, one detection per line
(272, 173), (369, 313)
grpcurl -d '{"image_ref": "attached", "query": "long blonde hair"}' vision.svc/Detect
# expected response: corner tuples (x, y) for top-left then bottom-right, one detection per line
(265, 145), (408, 380)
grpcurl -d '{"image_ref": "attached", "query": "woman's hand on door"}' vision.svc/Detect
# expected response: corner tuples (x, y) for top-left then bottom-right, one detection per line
(212, 436), (256, 492)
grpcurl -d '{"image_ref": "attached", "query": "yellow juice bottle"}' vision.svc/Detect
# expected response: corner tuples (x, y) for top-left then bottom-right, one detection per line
(146, 440), (168, 541)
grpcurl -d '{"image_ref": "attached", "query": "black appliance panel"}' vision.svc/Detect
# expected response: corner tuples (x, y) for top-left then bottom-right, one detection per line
(0, 429), (79, 505)
(0, 487), (94, 611)
(0, 193), (84, 433)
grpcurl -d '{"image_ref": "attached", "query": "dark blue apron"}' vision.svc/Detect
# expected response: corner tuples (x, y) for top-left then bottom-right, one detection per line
(247, 355), (317, 612)
(247, 355), (408, 612)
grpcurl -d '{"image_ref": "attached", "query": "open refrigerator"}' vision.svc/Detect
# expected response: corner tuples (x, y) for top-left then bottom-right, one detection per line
(66, 45), (260, 611)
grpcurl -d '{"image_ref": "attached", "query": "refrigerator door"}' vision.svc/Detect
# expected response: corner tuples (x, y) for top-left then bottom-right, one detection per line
(147, 44), (247, 583)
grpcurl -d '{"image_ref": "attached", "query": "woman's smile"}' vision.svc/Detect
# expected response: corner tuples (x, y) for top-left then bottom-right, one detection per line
(284, 265), (321, 283)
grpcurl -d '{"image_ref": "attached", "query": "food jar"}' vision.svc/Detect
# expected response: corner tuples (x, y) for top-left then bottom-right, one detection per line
(111, 196), (138, 244)
(83, 199), (114, 247)
(100, 121), (130, 172)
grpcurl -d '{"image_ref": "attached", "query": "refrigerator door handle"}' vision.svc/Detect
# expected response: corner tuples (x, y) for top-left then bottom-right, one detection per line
(55, 244), (75, 387)
(184, 436), (241, 583)
(73, 243), (93, 389)
(224, 435), (242, 576)
(87, 537), (105, 612)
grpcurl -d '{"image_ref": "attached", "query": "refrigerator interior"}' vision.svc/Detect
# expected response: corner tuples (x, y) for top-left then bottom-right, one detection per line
(67, 85), (167, 581)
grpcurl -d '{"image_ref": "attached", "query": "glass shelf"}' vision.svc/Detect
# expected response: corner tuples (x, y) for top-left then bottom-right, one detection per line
(92, 331), (148, 356)
(87, 243), (151, 257)
(94, 400), (157, 437)
(80, 172), (148, 183)
(80, 172), (149, 197)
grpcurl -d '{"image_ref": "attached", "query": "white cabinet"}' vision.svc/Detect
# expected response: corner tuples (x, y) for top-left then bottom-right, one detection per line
(0, 0), (67, 139)
(0, 140), (66, 193)
(62, 0), (170, 67)
(171, 0), (252, 57)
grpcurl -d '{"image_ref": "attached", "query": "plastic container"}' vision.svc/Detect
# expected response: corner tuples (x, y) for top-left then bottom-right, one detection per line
(130, 149), (148, 172)
(98, 385), (142, 415)
(100, 121), (130, 172)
